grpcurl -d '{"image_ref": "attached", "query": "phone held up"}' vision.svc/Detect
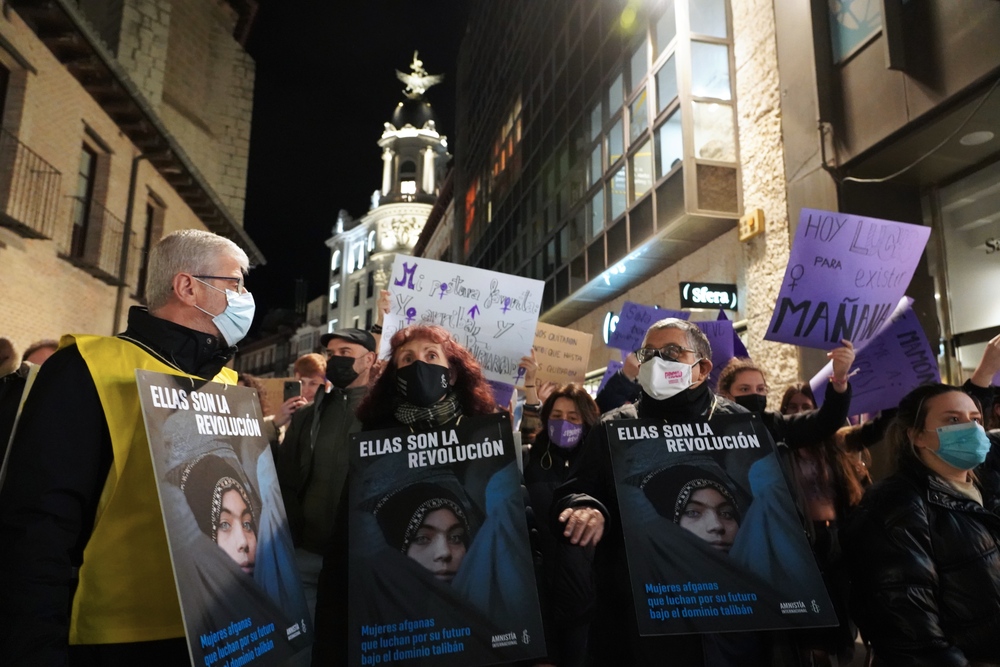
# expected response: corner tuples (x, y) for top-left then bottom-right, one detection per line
(283, 380), (301, 402)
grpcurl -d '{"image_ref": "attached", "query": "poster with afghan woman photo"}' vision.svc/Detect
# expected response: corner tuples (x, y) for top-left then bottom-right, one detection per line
(136, 370), (311, 667)
(347, 413), (546, 666)
(608, 412), (838, 636)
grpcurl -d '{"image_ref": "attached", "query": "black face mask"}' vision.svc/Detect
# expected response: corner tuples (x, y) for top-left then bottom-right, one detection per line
(396, 360), (450, 407)
(326, 355), (359, 389)
(733, 393), (768, 414)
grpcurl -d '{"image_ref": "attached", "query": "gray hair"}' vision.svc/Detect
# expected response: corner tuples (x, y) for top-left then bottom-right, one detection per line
(643, 318), (712, 361)
(145, 229), (249, 311)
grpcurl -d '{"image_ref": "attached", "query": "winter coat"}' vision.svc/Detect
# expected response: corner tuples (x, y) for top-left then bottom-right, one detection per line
(844, 455), (1000, 666)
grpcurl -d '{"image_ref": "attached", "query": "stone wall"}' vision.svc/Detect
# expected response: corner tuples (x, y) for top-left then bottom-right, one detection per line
(730, 0), (800, 404)
(0, 10), (219, 350)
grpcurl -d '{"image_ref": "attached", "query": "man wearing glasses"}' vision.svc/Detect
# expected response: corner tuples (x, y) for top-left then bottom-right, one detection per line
(0, 230), (253, 665)
(553, 318), (748, 666)
(275, 328), (376, 626)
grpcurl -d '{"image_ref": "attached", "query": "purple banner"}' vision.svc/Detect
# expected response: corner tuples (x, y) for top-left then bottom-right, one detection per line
(597, 360), (624, 395)
(810, 297), (939, 415)
(765, 209), (931, 351)
(488, 379), (516, 410)
(694, 319), (736, 390)
(717, 309), (749, 358)
(607, 302), (689, 352)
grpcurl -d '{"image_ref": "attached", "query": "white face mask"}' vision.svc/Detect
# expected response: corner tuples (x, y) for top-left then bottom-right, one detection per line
(638, 357), (699, 400)
(194, 279), (255, 346)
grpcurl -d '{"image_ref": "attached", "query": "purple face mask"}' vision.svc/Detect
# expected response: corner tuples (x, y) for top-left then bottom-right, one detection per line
(548, 419), (584, 449)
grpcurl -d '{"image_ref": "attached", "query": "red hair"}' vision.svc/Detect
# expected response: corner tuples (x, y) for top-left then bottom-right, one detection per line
(356, 325), (498, 426)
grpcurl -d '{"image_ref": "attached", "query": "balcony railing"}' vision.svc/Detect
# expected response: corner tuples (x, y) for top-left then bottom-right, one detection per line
(0, 128), (62, 239)
(58, 196), (135, 286)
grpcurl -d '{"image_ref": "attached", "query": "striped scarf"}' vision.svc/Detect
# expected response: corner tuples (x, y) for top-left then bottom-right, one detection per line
(394, 392), (462, 427)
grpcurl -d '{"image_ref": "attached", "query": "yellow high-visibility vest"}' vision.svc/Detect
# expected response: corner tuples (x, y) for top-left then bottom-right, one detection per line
(63, 333), (236, 644)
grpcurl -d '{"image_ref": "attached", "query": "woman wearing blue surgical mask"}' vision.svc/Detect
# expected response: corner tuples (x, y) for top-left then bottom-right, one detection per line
(516, 357), (600, 667)
(844, 383), (1000, 667)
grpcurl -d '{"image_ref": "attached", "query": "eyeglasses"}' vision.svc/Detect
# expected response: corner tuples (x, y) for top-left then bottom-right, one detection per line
(635, 344), (696, 364)
(193, 275), (246, 294)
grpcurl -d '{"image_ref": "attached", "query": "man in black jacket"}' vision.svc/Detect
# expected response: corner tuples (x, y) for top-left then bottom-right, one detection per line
(275, 328), (375, 629)
(0, 230), (251, 666)
(553, 318), (751, 665)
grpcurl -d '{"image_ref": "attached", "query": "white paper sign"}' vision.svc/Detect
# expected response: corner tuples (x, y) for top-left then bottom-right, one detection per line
(380, 255), (545, 385)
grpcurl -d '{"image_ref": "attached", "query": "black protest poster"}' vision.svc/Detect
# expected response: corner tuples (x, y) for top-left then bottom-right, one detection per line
(348, 413), (545, 666)
(137, 370), (311, 667)
(607, 413), (838, 636)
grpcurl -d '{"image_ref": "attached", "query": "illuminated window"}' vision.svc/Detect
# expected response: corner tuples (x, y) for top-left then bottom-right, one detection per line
(331, 249), (341, 274)
(367, 230), (376, 252)
(329, 283), (340, 307)
(400, 180), (417, 195)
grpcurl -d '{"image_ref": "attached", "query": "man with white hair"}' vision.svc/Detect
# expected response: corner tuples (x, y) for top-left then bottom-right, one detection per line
(0, 230), (254, 665)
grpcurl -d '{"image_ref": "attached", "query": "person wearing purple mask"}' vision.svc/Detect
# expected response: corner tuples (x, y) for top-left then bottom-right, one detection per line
(518, 349), (600, 667)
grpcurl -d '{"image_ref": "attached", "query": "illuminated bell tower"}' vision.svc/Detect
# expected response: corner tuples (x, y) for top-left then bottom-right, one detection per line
(325, 53), (450, 335)
(378, 52), (449, 205)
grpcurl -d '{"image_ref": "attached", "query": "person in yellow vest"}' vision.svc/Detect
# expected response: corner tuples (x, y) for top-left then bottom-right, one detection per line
(0, 229), (254, 666)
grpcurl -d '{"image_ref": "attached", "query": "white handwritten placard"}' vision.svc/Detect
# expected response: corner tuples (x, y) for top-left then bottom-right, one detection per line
(533, 322), (593, 384)
(381, 255), (545, 385)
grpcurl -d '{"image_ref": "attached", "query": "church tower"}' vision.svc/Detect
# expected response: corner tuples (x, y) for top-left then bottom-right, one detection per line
(325, 54), (450, 334)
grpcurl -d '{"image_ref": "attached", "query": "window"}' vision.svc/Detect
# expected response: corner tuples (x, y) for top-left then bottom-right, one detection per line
(656, 56), (678, 114)
(693, 102), (736, 162)
(329, 283), (340, 308)
(331, 249), (341, 275)
(134, 197), (165, 300)
(630, 139), (654, 200)
(690, 42), (731, 101)
(629, 87), (649, 143)
(69, 144), (97, 259)
(367, 230), (376, 252)
(690, 0), (727, 38)
(353, 282), (360, 307)
(608, 117), (624, 165)
(365, 308), (373, 329)
(655, 2), (677, 56)
(589, 190), (604, 238)
(610, 166), (627, 219)
(366, 270), (374, 298)
(656, 110), (684, 177)
(629, 42), (648, 94)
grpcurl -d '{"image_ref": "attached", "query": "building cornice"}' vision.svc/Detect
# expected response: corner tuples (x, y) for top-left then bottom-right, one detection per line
(8, 0), (266, 265)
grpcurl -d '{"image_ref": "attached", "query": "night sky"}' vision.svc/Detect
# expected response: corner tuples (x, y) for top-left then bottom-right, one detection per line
(243, 0), (469, 330)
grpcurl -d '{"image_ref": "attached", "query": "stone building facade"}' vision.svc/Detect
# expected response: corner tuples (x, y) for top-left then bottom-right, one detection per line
(0, 0), (262, 354)
(455, 0), (1000, 398)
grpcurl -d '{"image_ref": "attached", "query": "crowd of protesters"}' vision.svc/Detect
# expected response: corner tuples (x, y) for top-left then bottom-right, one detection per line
(1, 228), (999, 667)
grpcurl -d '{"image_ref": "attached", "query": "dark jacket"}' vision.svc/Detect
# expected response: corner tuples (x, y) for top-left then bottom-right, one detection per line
(760, 381), (851, 450)
(552, 384), (750, 666)
(276, 384), (366, 554)
(0, 307), (233, 667)
(595, 369), (641, 413)
(844, 455), (1000, 666)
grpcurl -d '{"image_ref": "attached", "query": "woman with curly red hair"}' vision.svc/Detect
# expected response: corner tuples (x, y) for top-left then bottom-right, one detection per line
(356, 324), (498, 429)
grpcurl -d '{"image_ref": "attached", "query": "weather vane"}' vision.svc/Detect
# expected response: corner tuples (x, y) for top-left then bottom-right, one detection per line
(396, 51), (443, 100)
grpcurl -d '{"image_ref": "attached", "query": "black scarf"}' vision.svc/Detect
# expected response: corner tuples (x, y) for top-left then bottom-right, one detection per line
(637, 380), (714, 422)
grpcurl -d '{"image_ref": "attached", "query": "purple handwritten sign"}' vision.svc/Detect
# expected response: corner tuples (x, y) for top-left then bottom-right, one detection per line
(607, 302), (689, 352)
(597, 360), (624, 395)
(695, 319), (736, 390)
(765, 209), (931, 351)
(810, 297), (939, 415)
